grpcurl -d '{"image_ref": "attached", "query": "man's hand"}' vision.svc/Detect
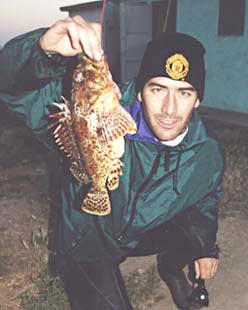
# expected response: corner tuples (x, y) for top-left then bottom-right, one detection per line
(39, 16), (103, 60)
(194, 258), (219, 280)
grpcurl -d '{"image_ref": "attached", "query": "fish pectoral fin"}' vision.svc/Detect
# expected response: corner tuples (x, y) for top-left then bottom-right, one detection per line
(81, 188), (111, 216)
(97, 106), (137, 142)
(70, 161), (91, 184)
(127, 117), (137, 135)
(107, 159), (123, 190)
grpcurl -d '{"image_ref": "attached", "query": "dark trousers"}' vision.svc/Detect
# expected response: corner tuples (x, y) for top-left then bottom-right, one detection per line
(60, 218), (198, 310)
(62, 258), (132, 310)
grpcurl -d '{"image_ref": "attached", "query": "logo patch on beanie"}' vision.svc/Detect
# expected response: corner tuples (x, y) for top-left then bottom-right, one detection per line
(165, 54), (189, 80)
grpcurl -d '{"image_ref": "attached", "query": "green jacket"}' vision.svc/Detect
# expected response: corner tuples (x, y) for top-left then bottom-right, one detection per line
(0, 29), (224, 263)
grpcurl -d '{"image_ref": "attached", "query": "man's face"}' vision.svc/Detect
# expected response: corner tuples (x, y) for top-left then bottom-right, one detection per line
(138, 77), (199, 141)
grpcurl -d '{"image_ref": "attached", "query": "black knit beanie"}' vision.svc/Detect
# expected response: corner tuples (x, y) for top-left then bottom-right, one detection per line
(135, 33), (206, 101)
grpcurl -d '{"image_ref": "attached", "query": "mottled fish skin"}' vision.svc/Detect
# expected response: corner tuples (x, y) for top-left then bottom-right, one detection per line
(50, 55), (136, 216)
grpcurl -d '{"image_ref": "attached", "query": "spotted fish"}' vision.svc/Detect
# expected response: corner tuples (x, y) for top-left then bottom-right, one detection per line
(50, 55), (136, 216)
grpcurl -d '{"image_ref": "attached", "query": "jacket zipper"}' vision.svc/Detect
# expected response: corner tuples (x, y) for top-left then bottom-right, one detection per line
(117, 149), (163, 242)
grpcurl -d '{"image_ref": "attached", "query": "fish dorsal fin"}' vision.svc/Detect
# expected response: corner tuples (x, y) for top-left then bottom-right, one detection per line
(70, 161), (91, 184)
(50, 97), (90, 183)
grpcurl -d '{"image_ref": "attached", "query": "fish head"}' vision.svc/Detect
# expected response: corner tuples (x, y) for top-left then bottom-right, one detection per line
(71, 54), (121, 114)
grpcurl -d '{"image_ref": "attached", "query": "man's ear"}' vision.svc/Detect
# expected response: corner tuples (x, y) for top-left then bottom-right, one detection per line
(194, 99), (200, 108)
(137, 91), (142, 102)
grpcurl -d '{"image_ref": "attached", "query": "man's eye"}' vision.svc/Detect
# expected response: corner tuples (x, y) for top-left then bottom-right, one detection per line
(151, 87), (163, 94)
(180, 91), (191, 97)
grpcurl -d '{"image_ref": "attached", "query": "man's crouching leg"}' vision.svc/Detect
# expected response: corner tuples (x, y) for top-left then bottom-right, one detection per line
(157, 252), (193, 309)
(156, 214), (213, 309)
(59, 255), (132, 310)
(157, 253), (208, 310)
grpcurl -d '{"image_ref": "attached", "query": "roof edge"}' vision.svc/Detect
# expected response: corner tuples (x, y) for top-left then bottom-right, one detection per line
(60, 1), (103, 12)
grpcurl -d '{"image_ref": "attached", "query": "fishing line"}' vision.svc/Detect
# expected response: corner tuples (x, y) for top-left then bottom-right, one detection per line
(162, 0), (172, 32)
(100, 0), (108, 25)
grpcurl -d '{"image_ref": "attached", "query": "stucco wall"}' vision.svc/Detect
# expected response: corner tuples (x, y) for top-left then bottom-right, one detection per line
(177, 0), (248, 113)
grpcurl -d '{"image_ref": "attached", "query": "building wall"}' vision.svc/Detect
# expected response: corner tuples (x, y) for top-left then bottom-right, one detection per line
(177, 0), (248, 113)
(119, 0), (174, 82)
(120, 1), (152, 82)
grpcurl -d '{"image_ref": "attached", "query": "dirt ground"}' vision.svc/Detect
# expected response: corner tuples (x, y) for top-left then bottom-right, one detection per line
(0, 118), (247, 310)
(0, 162), (49, 309)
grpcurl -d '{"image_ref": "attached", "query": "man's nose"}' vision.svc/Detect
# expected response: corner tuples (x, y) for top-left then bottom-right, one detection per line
(161, 91), (177, 115)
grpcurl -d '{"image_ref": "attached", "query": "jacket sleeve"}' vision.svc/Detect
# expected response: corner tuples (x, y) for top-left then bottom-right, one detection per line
(194, 178), (223, 259)
(0, 28), (74, 144)
(174, 142), (224, 260)
(0, 28), (72, 91)
(173, 204), (220, 260)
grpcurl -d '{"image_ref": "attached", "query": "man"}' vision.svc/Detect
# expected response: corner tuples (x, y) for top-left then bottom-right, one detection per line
(0, 16), (223, 310)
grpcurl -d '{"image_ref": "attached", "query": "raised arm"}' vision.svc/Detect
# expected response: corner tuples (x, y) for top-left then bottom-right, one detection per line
(0, 16), (102, 92)
(39, 16), (102, 60)
(0, 16), (102, 138)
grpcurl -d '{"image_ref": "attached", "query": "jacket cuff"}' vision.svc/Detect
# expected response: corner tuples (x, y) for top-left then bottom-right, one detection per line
(172, 207), (219, 261)
(30, 40), (73, 79)
(194, 243), (220, 260)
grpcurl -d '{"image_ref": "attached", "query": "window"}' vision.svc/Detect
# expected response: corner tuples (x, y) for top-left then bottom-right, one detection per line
(218, 0), (245, 36)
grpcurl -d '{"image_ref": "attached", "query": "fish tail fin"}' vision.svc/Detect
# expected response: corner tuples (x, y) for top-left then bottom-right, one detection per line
(82, 189), (111, 216)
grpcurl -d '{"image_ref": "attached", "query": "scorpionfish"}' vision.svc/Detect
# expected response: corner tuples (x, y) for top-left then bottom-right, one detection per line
(50, 55), (136, 216)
